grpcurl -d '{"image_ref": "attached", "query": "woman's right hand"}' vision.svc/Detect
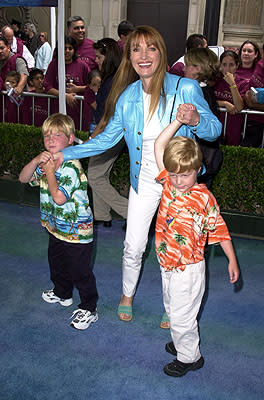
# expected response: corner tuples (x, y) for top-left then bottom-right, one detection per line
(224, 101), (237, 115)
(223, 72), (235, 87)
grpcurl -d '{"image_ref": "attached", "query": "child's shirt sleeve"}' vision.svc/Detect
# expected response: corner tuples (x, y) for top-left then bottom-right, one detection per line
(29, 165), (43, 187)
(155, 169), (168, 185)
(206, 193), (231, 244)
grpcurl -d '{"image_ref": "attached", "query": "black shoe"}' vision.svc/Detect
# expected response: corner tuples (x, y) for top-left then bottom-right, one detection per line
(103, 220), (112, 228)
(94, 220), (112, 228)
(165, 341), (177, 356)
(163, 356), (204, 377)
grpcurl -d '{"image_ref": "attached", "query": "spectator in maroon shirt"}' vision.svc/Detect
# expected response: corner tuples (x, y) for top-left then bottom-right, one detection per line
(67, 16), (97, 70)
(44, 36), (90, 130)
(117, 20), (134, 51)
(169, 33), (207, 77)
(20, 68), (49, 127)
(236, 40), (261, 81)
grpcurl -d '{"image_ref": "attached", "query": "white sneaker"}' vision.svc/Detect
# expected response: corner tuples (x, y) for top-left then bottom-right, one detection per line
(70, 309), (98, 330)
(42, 289), (73, 307)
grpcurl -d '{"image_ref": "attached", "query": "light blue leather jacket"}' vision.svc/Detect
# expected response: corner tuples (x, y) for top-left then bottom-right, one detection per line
(63, 73), (222, 193)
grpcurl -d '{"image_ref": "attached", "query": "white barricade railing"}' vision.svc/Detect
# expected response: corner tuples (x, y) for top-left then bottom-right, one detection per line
(1, 91), (263, 148)
(219, 107), (264, 148)
(0, 90), (85, 140)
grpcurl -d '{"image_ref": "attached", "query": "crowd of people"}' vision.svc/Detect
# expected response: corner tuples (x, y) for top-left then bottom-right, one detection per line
(0, 18), (263, 147)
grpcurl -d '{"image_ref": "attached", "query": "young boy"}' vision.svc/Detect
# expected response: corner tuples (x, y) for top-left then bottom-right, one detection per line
(4, 71), (21, 123)
(20, 68), (48, 127)
(19, 113), (99, 330)
(154, 114), (239, 377)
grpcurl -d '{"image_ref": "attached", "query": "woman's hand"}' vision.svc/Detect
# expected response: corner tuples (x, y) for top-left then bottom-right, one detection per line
(224, 101), (238, 115)
(244, 90), (255, 108)
(223, 72), (236, 87)
(177, 103), (200, 126)
(52, 151), (64, 168)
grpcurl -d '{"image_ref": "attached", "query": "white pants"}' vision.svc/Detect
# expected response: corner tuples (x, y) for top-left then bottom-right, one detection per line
(161, 260), (205, 363)
(122, 165), (162, 297)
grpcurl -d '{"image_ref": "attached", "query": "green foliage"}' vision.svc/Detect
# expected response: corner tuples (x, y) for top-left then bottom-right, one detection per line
(211, 145), (264, 215)
(0, 123), (89, 176)
(0, 123), (263, 214)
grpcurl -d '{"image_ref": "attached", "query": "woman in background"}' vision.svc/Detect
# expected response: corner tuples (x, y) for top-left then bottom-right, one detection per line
(44, 36), (90, 130)
(34, 32), (52, 74)
(236, 40), (260, 81)
(214, 50), (247, 145)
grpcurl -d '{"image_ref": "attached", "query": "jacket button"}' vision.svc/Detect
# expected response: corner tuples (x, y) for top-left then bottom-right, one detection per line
(136, 161), (139, 165)
(138, 131), (142, 135)
(136, 146), (140, 150)
(135, 175), (138, 179)
(123, 128), (126, 131)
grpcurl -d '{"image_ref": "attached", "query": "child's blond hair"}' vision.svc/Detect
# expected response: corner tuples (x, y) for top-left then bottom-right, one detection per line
(42, 113), (75, 139)
(163, 136), (203, 173)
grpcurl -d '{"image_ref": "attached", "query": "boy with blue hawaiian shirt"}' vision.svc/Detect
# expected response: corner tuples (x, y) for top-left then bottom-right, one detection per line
(19, 113), (98, 330)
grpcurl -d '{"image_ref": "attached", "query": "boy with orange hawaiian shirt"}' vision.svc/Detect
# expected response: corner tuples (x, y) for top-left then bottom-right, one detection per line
(154, 115), (239, 378)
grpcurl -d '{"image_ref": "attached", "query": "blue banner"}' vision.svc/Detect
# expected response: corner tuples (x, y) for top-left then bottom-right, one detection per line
(0, 0), (58, 6)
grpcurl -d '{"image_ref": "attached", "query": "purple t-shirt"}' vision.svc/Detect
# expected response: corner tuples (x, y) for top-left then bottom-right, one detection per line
(44, 58), (90, 130)
(169, 62), (184, 77)
(247, 59), (264, 123)
(77, 38), (97, 70)
(235, 66), (254, 82)
(213, 74), (246, 145)
(20, 92), (49, 127)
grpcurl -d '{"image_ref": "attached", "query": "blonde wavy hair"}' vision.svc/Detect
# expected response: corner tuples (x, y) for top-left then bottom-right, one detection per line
(98, 25), (168, 131)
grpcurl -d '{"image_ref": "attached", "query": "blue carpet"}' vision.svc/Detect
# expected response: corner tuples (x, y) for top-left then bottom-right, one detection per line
(0, 201), (263, 400)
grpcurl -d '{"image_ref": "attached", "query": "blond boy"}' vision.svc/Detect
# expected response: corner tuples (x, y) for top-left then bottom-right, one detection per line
(154, 113), (239, 377)
(19, 113), (98, 330)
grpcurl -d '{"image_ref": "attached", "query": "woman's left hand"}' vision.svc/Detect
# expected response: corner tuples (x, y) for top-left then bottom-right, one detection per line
(177, 103), (200, 126)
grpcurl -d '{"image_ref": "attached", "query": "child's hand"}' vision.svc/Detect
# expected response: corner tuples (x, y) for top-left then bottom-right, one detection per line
(36, 151), (52, 165)
(41, 158), (56, 174)
(177, 103), (200, 126)
(228, 260), (240, 283)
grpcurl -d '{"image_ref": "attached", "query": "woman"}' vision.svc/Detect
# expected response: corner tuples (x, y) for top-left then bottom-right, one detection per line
(44, 36), (90, 130)
(54, 26), (221, 322)
(34, 32), (52, 74)
(236, 40), (260, 81)
(214, 50), (247, 145)
(87, 38), (128, 227)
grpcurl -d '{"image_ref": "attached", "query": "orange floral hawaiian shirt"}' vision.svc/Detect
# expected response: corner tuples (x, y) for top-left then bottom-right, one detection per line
(155, 169), (231, 271)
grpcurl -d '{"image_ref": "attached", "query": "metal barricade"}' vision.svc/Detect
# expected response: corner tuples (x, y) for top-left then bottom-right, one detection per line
(219, 107), (264, 148)
(0, 90), (85, 132)
(1, 90), (263, 148)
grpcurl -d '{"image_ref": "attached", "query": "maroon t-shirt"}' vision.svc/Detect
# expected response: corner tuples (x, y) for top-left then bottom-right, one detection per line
(76, 38), (97, 70)
(44, 58), (90, 130)
(213, 74), (246, 145)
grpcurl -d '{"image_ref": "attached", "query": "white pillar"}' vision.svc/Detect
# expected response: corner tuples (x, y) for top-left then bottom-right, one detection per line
(87, 0), (104, 40)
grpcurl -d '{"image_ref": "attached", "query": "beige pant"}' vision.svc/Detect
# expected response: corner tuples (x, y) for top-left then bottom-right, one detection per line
(87, 138), (128, 221)
(161, 260), (205, 363)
